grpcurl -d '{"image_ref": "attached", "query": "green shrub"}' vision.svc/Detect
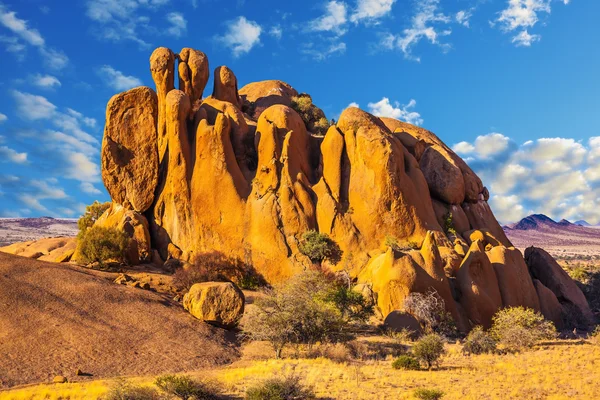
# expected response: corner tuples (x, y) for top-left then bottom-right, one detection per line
(412, 334), (446, 370)
(392, 355), (421, 370)
(105, 379), (161, 400)
(243, 270), (370, 358)
(414, 388), (445, 400)
(154, 375), (220, 400)
(245, 375), (315, 400)
(403, 291), (457, 338)
(77, 201), (110, 237)
(462, 326), (497, 355)
(326, 284), (373, 322)
(443, 212), (456, 236)
(298, 230), (342, 264)
(290, 94), (329, 136)
(78, 226), (129, 266)
(490, 307), (556, 352)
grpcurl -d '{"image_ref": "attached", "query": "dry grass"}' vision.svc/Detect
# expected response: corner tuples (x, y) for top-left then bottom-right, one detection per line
(3, 341), (599, 400)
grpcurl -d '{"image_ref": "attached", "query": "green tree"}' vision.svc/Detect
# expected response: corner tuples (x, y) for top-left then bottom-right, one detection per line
(412, 333), (446, 370)
(298, 230), (342, 264)
(78, 201), (110, 236)
(78, 226), (129, 266)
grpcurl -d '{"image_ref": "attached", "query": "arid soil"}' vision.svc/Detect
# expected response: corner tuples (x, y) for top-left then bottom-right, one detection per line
(0, 218), (78, 247)
(0, 252), (238, 389)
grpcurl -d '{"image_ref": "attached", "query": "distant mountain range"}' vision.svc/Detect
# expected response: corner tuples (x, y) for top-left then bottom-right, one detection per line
(503, 214), (600, 231)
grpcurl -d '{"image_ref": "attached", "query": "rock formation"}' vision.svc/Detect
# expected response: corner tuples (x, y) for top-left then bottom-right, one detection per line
(183, 282), (245, 328)
(4, 46), (589, 333)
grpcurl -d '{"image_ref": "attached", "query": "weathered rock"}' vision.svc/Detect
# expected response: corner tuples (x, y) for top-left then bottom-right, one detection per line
(525, 246), (594, 326)
(212, 66), (241, 108)
(0, 237), (77, 262)
(95, 203), (152, 265)
(383, 311), (423, 337)
(150, 47), (175, 163)
(462, 201), (512, 248)
(487, 246), (540, 311)
(431, 199), (471, 234)
(419, 146), (466, 205)
(239, 79), (298, 120)
(53, 376), (67, 384)
(456, 240), (503, 329)
(532, 279), (564, 330)
(183, 282), (245, 328)
(178, 48), (209, 109)
(101, 86), (159, 212)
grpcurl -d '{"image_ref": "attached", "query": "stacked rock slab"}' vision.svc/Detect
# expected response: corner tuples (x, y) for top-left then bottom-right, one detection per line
(95, 46), (592, 332)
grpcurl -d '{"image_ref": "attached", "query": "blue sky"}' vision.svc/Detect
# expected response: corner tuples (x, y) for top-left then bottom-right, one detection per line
(0, 0), (599, 224)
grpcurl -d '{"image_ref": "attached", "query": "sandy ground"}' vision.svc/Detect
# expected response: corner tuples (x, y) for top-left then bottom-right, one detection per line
(0, 253), (239, 389)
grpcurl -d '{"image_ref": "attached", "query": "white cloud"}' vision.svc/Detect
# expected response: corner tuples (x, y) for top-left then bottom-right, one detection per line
(0, 4), (44, 46)
(455, 9), (473, 27)
(351, 0), (396, 24)
(0, 146), (27, 164)
(302, 41), (347, 61)
(347, 102), (360, 109)
(269, 25), (282, 40)
(0, 113), (6, 122)
(308, 1), (347, 35)
(367, 97), (423, 126)
(64, 151), (101, 183)
(12, 90), (56, 120)
(32, 74), (61, 89)
(0, 4), (68, 69)
(67, 108), (97, 128)
(495, 0), (569, 46)
(453, 133), (600, 224)
(166, 12), (186, 37)
(85, 0), (170, 48)
(80, 182), (102, 195)
(216, 16), (262, 57)
(98, 65), (142, 91)
(382, 0), (453, 61)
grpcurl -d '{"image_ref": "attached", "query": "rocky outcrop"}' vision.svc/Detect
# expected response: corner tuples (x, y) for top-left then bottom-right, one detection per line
(83, 45), (591, 332)
(101, 86), (159, 213)
(183, 282), (245, 328)
(0, 237), (77, 262)
(525, 246), (594, 327)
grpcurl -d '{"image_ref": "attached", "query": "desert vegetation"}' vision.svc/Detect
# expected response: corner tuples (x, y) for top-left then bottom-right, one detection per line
(298, 230), (343, 264)
(290, 94), (330, 136)
(76, 226), (130, 267)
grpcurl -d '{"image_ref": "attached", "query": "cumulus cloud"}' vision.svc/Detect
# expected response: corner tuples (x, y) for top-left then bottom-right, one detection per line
(454, 133), (600, 224)
(98, 65), (142, 91)
(367, 97), (423, 126)
(166, 12), (186, 37)
(0, 4), (68, 69)
(216, 16), (262, 57)
(32, 74), (61, 89)
(350, 0), (396, 24)
(495, 0), (569, 47)
(308, 1), (348, 35)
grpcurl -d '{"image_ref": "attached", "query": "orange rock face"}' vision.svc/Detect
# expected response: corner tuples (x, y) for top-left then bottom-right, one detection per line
(101, 86), (159, 213)
(91, 46), (591, 332)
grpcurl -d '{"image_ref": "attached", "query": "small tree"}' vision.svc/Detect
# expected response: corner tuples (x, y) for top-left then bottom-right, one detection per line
(77, 201), (110, 236)
(403, 290), (457, 337)
(154, 375), (220, 400)
(78, 226), (129, 266)
(392, 355), (421, 370)
(298, 230), (342, 264)
(462, 326), (497, 355)
(412, 333), (446, 370)
(490, 307), (556, 352)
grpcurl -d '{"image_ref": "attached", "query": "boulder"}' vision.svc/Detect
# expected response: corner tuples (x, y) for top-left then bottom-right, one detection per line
(239, 79), (298, 120)
(94, 203), (152, 265)
(212, 66), (241, 108)
(178, 47), (209, 109)
(462, 201), (512, 248)
(533, 279), (564, 330)
(486, 246), (540, 311)
(101, 86), (159, 212)
(150, 47), (175, 163)
(419, 145), (466, 205)
(0, 237), (77, 262)
(183, 282), (245, 328)
(456, 240), (503, 329)
(525, 246), (594, 326)
(383, 311), (423, 337)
